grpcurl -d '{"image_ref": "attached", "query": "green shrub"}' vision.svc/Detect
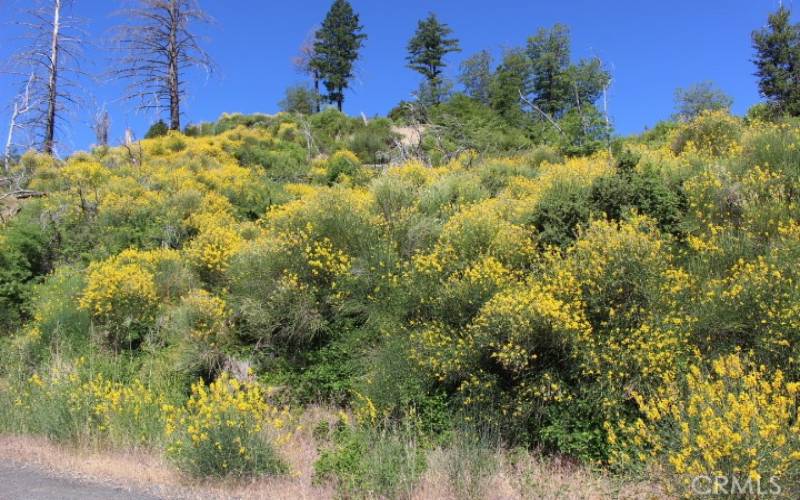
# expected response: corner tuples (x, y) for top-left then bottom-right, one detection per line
(145, 120), (169, 139)
(737, 120), (800, 191)
(358, 332), (451, 434)
(315, 422), (426, 498)
(348, 118), (397, 164)
(229, 240), (327, 358)
(0, 207), (52, 334)
(234, 141), (309, 182)
(671, 110), (742, 156)
(527, 180), (593, 248)
(589, 161), (686, 236)
(326, 150), (363, 185)
(166, 374), (288, 478)
(477, 160), (538, 195)
(417, 172), (489, 217)
(18, 267), (90, 364)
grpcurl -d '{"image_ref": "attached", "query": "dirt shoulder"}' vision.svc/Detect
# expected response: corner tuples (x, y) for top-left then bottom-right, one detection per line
(0, 434), (331, 500)
(0, 436), (178, 499)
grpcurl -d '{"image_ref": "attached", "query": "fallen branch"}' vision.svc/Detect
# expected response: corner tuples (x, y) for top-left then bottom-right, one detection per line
(519, 89), (564, 135)
(0, 190), (46, 202)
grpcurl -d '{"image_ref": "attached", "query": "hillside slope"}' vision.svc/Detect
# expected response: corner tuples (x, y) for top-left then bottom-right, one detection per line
(1, 110), (799, 497)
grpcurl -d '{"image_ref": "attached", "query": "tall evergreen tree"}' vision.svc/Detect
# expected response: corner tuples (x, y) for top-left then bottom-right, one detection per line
(527, 24), (571, 117)
(565, 58), (610, 109)
(752, 6), (800, 116)
(406, 13), (461, 105)
(312, 0), (366, 112)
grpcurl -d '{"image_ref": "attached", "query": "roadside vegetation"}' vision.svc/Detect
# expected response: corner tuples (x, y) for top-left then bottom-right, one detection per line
(2, 105), (800, 497)
(3, 1), (800, 498)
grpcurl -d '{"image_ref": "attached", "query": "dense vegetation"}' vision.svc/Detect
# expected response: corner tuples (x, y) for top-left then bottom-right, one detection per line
(6, 1), (800, 498)
(1, 104), (800, 497)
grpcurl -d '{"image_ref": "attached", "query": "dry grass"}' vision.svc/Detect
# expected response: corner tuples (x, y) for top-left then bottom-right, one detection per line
(0, 406), (338, 500)
(0, 406), (664, 500)
(413, 447), (665, 500)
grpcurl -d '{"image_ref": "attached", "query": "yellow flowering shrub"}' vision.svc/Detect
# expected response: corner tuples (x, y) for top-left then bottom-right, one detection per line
(175, 289), (229, 342)
(165, 373), (290, 477)
(326, 149), (366, 185)
(9, 364), (167, 448)
(79, 257), (158, 348)
(692, 252), (800, 371)
(186, 224), (245, 275)
(558, 216), (694, 387)
(410, 276), (589, 431)
(13, 110), (800, 486)
(671, 110), (743, 158)
(615, 353), (800, 496)
(61, 156), (112, 209)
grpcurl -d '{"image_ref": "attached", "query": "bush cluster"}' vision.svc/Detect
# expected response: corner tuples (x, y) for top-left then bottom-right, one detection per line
(3, 110), (800, 494)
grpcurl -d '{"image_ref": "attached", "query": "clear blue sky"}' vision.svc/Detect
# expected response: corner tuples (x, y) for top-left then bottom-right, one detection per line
(0, 0), (787, 154)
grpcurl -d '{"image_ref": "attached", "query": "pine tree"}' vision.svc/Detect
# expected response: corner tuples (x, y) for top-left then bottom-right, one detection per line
(312, 0), (366, 112)
(527, 24), (571, 118)
(752, 6), (800, 116)
(406, 13), (461, 105)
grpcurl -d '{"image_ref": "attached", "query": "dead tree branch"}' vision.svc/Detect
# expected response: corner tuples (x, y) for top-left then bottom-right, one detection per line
(519, 89), (563, 135)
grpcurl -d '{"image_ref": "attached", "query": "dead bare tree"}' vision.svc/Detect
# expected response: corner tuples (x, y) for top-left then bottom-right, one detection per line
(4, 74), (35, 173)
(296, 115), (319, 161)
(293, 30), (322, 114)
(112, 0), (214, 131)
(6, 0), (84, 155)
(92, 106), (111, 147)
(602, 79), (613, 155)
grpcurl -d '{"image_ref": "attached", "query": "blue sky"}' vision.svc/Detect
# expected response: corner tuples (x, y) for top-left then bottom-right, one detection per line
(0, 0), (787, 154)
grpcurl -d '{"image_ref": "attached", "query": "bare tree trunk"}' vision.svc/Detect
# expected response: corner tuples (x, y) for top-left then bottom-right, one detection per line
(3, 104), (18, 174)
(94, 109), (110, 147)
(44, 0), (62, 155)
(314, 74), (321, 113)
(112, 1), (213, 131)
(167, 0), (181, 131)
(602, 81), (612, 155)
(4, 74), (35, 173)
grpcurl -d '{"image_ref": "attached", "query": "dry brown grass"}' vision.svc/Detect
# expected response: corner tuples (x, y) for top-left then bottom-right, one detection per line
(0, 409), (337, 500)
(0, 406), (665, 500)
(413, 447), (665, 500)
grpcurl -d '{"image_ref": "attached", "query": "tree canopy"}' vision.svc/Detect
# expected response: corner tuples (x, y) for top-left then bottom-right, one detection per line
(752, 5), (800, 116)
(312, 0), (366, 112)
(406, 13), (461, 105)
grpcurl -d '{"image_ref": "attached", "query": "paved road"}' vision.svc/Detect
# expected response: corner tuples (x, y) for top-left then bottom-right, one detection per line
(0, 462), (161, 500)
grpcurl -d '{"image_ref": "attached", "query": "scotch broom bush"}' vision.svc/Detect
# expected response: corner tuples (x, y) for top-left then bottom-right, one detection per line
(3, 110), (800, 493)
